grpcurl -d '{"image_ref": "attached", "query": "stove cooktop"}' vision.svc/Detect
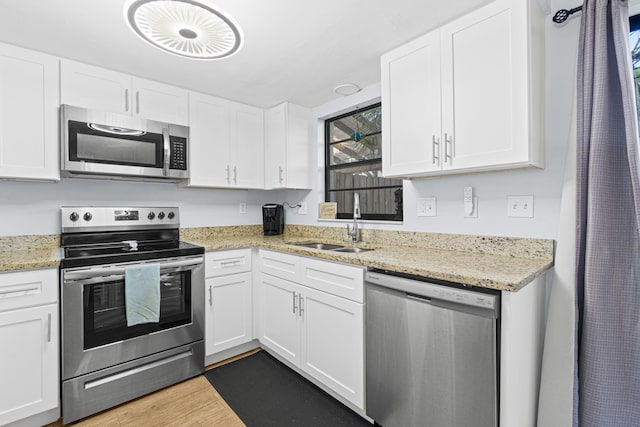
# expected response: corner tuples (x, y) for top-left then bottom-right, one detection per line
(59, 206), (204, 269)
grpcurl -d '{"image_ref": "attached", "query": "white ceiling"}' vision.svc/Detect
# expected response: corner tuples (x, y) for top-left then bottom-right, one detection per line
(0, 0), (496, 108)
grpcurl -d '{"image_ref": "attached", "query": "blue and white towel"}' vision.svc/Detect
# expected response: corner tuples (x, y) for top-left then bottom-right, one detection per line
(125, 263), (160, 326)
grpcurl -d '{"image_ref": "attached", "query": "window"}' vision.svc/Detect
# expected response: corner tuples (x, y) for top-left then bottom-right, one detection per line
(325, 103), (403, 221)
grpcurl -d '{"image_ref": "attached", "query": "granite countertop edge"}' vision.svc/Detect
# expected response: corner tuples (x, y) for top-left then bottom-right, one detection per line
(0, 235), (553, 293)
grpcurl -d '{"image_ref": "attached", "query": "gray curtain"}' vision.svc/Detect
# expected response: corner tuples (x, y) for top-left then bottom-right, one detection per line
(575, 0), (640, 426)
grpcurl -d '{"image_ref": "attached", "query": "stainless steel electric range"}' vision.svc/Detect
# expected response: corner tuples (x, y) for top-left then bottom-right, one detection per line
(59, 206), (204, 424)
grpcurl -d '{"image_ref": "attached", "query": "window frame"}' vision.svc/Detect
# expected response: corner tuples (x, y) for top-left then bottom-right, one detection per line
(324, 102), (403, 221)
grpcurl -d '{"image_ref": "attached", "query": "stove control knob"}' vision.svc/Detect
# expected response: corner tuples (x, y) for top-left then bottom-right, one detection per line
(158, 211), (165, 220)
(168, 211), (175, 219)
(148, 212), (155, 220)
(83, 212), (92, 222)
(69, 212), (79, 222)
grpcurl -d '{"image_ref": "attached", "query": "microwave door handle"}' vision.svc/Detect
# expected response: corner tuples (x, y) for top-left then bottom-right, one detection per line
(162, 128), (170, 177)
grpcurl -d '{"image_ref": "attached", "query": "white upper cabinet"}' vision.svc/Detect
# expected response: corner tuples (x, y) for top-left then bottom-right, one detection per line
(61, 60), (189, 125)
(0, 42), (60, 181)
(382, 0), (544, 178)
(265, 102), (311, 189)
(188, 92), (264, 189)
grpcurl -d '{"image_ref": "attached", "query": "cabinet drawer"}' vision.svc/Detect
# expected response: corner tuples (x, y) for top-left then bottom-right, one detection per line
(301, 257), (364, 303)
(205, 249), (252, 278)
(259, 250), (301, 282)
(0, 268), (58, 313)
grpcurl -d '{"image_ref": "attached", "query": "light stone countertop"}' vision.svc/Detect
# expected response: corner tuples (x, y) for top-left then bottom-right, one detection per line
(0, 226), (554, 292)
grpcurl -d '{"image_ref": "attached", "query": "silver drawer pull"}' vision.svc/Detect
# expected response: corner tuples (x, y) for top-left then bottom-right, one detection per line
(84, 350), (193, 390)
(220, 260), (241, 266)
(0, 286), (39, 297)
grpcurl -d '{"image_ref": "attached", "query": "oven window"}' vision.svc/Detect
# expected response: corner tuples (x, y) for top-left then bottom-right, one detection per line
(84, 270), (192, 350)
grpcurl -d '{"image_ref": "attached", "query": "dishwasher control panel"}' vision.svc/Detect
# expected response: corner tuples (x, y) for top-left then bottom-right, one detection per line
(365, 270), (499, 313)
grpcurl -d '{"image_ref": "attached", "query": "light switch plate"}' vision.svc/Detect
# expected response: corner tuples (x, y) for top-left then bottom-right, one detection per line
(298, 202), (308, 215)
(507, 195), (534, 218)
(464, 196), (478, 218)
(417, 197), (436, 217)
(239, 203), (247, 214)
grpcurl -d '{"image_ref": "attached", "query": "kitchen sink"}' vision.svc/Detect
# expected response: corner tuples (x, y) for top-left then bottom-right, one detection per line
(287, 241), (373, 253)
(290, 242), (345, 250)
(331, 247), (373, 253)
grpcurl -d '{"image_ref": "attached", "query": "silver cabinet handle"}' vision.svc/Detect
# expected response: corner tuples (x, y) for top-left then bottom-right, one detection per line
(125, 89), (129, 112)
(226, 165), (230, 184)
(432, 135), (440, 165)
(47, 313), (52, 343)
(135, 91), (140, 114)
(208, 286), (213, 306)
(220, 260), (241, 266)
(298, 294), (304, 317)
(233, 166), (237, 184)
(0, 286), (39, 296)
(292, 291), (297, 314)
(278, 166), (284, 184)
(444, 133), (453, 163)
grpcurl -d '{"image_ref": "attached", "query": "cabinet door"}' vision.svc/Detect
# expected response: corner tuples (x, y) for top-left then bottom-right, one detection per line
(205, 272), (252, 356)
(0, 304), (58, 425)
(60, 60), (131, 114)
(300, 286), (364, 409)
(265, 103), (287, 188)
(0, 43), (59, 181)
(187, 92), (232, 187)
(232, 104), (264, 189)
(381, 30), (442, 177)
(132, 77), (189, 125)
(285, 103), (311, 189)
(258, 273), (301, 366)
(440, 0), (530, 171)
(265, 102), (310, 189)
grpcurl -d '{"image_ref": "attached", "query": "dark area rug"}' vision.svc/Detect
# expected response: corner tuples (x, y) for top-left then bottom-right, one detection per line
(204, 350), (371, 427)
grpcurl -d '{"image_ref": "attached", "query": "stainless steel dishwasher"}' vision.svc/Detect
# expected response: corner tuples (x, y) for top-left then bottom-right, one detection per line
(365, 269), (500, 427)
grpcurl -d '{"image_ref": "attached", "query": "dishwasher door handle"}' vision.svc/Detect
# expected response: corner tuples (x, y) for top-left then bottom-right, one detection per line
(406, 293), (433, 303)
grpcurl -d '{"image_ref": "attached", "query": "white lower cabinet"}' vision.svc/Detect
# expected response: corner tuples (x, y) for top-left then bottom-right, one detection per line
(204, 249), (253, 357)
(0, 268), (58, 426)
(258, 250), (365, 410)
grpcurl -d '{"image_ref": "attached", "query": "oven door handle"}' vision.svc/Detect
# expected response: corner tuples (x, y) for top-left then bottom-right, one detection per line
(63, 257), (203, 282)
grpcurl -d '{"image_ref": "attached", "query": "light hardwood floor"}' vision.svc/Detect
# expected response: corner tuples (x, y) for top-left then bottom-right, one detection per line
(46, 349), (261, 427)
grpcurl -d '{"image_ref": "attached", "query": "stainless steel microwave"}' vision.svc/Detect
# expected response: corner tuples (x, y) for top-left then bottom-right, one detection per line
(61, 104), (189, 182)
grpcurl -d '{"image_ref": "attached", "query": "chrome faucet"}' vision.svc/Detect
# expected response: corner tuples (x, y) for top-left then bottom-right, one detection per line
(346, 193), (361, 242)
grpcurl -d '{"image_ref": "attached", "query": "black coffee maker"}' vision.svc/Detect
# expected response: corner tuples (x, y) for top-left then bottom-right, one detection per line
(262, 204), (284, 236)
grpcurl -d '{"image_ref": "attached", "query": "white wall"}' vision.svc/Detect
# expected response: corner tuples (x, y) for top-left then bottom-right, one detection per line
(0, 5), (580, 240)
(286, 8), (582, 241)
(0, 179), (298, 236)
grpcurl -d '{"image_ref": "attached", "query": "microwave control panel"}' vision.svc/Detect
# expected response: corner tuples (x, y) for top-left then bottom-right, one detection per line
(170, 137), (187, 170)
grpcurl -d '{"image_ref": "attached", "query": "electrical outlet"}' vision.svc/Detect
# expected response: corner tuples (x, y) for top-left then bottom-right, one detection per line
(239, 203), (247, 214)
(298, 202), (308, 215)
(417, 197), (436, 217)
(507, 195), (534, 218)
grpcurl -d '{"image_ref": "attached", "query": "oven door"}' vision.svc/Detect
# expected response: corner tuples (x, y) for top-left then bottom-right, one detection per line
(61, 256), (204, 380)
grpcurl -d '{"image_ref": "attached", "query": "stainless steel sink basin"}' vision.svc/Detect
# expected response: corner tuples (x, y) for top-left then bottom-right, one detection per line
(289, 242), (344, 250)
(331, 247), (373, 253)
(287, 241), (373, 253)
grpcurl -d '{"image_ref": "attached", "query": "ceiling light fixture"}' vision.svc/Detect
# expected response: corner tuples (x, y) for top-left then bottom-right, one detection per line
(334, 83), (362, 96)
(124, 0), (243, 60)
